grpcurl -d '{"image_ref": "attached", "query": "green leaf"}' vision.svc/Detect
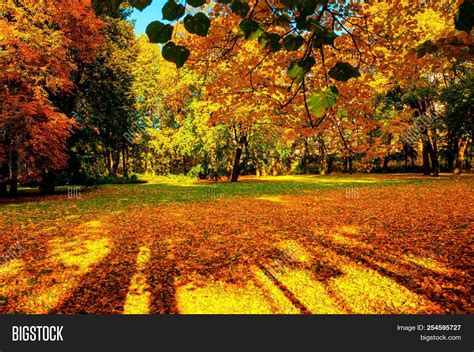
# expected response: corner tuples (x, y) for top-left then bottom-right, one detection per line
(313, 24), (338, 47)
(308, 86), (339, 117)
(328, 62), (360, 82)
(162, 0), (185, 21)
(287, 56), (315, 83)
(92, 0), (125, 15)
(184, 13), (211, 36)
(239, 18), (259, 38)
(283, 35), (304, 51)
(162, 42), (190, 68)
(146, 21), (173, 44)
(186, 0), (206, 7)
(299, 0), (317, 14)
(288, 61), (305, 82)
(295, 14), (311, 31)
(455, 1), (473, 34)
(129, 0), (152, 11)
(258, 33), (282, 52)
(230, 0), (250, 18)
(273, 14), (292, 26)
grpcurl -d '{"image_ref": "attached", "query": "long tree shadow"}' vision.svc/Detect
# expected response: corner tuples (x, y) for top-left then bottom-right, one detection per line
(316, 236), (469, 313)
(146, 237), (178, 314)
(51, 233), (141, 314)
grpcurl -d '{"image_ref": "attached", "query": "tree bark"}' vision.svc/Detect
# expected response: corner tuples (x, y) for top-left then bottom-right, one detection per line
(271, 158), (278, 176)
(382, 156), (389, 173)
(255, 157), (261, 177)
(0, 160), (9, 197)
(423, 132), (439, 177)
(326, 155), (333, 175)
(404, 144), (408, 170)
(122, 146), (128, 178)
(348, 156), (353, 175)
(318, 138), (327, 175)
(104, 151), (112, 175)
(10, 151), (18, 196)
(446, 136), (456, 172)
(231, 144), (243, 182)
(422, 142), (431, 175)
(303, 138), (309, 175)
(39, 170), (56, 194)
(111, 151), (120, 176)
(454, 137), (469, 175)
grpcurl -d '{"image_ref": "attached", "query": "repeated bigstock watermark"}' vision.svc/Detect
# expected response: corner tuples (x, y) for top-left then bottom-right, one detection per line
(400, 112), (437, 145)
(0, 241), (26, 266)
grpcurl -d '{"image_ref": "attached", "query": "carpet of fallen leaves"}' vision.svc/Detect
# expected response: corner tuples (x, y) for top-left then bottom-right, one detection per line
(0, 175), (472, 314)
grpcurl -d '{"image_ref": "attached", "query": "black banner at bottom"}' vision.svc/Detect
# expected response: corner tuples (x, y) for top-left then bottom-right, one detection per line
(0, 315), (471, 352)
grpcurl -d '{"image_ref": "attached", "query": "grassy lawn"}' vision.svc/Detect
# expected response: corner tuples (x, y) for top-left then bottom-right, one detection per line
(0, 174), (472, 314)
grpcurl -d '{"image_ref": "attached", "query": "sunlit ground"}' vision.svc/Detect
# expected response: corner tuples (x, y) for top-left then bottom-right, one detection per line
(0, 174), (472, 314)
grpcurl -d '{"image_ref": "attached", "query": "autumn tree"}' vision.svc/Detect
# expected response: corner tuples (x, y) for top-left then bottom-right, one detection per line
(72, 14), (138, 178)
(0, 0), (103, 195)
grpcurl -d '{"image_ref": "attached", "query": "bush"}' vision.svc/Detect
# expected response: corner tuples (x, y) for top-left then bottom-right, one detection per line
(187, 164), (204, 179)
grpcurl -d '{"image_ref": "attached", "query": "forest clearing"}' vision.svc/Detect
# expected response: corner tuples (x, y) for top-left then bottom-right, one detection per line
(1, 174), (472, 314)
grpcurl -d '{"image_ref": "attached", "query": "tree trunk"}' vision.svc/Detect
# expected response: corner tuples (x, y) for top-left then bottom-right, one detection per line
(404, 144), (408, 170)
(0, 160), (9, 197)
(231, 144), (243, 182)
(122, 146), (128, 178)
(318, 138), (327, 175)
(111, 151), (120, 176)
(422, 142), (430, 175)
(454, 137), (469, 175)
(431, 136), (440, 177)
(255, 158), (261, 177)
(271, 158), (278, 176)
(104, 151), (112, 175)
(446, 137), (456, 172)
(382, 156), (389, 173)
(10, 151), (18, 196)
(303, 138), (309, 175)
(39, 170), (56, 194)
(348, 156), (353, 175)
(424, 133), (439, 177)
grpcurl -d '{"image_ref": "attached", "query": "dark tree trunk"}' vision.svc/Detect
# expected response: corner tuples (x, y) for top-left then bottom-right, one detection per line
(446, 137), (456, 172)
(454, 137), (469, 175)
(382, 156), (389, 173)
(424, 133), (439, 177)
(39, 171), (56, 194)
(111, 151), (120, 176)
(318, 138), (328, 175)
(122, 146), (128, 178)
(404, 144), (408, 170)
(422, 142), (431, 175)
(104, 151), (112, 175)
(326, 155), (333, 175)
(348, 156), (353, 175)
(231, 145), (243, 182)
(10, 151), (18, 196)
(0, 160), (9, 197)
(230, 131), (248, 182)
